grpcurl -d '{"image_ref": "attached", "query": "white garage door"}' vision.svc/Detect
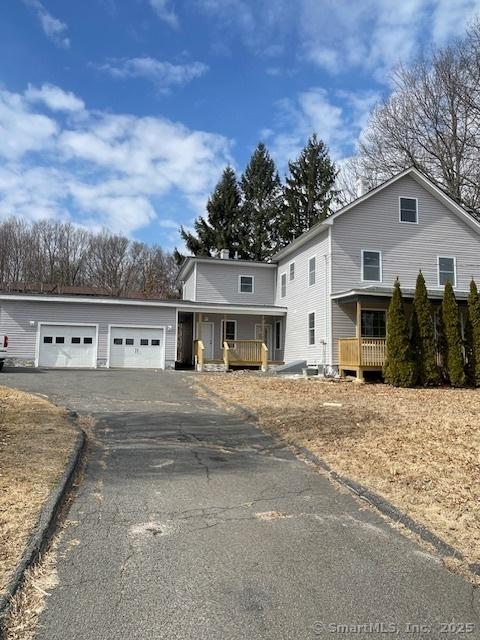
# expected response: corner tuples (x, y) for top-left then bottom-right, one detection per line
(39, 325), (97, 368)
(109, 327), (165, 369)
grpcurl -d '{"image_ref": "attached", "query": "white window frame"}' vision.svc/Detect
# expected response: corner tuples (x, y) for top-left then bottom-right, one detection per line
(238, 274), (254, 294)
(308, 312), (315, 346)
(274, 319), (282, 351)
(361, 249), (382, 283)
(308, 256), (316, 286)
(399, 196), (418, 224)
(221, 319), (237, 342)
(289, 261), (295, 281)
(437, 256), (457, 288)
(280, 272), (287, 298)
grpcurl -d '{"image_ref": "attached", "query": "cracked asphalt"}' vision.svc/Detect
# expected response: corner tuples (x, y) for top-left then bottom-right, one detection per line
(2, 368), (479, 639)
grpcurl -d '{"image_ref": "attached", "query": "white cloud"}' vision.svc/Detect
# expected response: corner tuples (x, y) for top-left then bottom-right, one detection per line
(97, 57), (208, 91)
(149, 0), (179, 28)
(0, 85), (232, 238)
(25, 84), (85, 112)
(23, 0), (70, 48)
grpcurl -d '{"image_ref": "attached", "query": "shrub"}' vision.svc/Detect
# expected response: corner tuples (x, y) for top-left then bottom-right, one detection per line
(441, 281), (466, 387)
(384, 279), (416, 387)
(465, 279), (480, 386)
(411, 271), (440, 385)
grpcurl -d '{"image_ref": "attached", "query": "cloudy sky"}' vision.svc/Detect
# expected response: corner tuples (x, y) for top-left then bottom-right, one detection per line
(1, 0), (479, 248)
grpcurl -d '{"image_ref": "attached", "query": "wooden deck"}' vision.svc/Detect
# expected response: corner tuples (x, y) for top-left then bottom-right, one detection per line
(338, 337), (386, 380)
(194, 339), (279, 371)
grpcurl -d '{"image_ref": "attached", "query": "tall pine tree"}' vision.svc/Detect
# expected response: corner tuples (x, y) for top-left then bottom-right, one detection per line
(279, 134), (337, 245)
(384, 279), (416, 387)
(239, 143), (282, 260)
(179, 167), (242, 257)
(441, 281), (466, 387)
(465, 279), (480, 386)
(411, 271), (440, 385)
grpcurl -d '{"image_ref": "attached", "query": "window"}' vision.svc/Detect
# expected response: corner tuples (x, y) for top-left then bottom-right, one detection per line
(140, 339), (149, 346)
(275, 320), (282, 350)
(308, 312), (315, 345)
(71, 337), (81, 344)
(125, 338), (134, 346)
(399, 197), (418, 223)
(362, 250), (382, 282)
(151, 339), (161, 346)
(361, 310), (386, 338)
(55, 336), (64, 344)
(43, 336), (53, 344)
(113, 338), (123, 345)
(309, 256), (316, 286)
(239, 275), (254, 293)
(438, 256), (456, 286)
(289, 262), (295, 281)
(222, 320), (236, 341)
(281, 273), (287, 298)
(83, 337), (93, 345)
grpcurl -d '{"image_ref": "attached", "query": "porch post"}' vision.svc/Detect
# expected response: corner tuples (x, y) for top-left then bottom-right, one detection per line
(356, 301), (364, 381)
(223, 314), (227, 343)
(197, 312), (203, 341)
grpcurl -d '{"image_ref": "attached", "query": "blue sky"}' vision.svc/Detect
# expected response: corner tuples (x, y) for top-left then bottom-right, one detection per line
(1, 0), (479, 249)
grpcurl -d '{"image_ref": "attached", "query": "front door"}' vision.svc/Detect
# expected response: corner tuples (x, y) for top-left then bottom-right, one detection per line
(255, 324), (272, 353)
(201, 322), (214, 360)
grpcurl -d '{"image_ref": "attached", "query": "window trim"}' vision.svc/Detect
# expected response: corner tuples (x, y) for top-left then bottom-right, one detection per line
(437, 255), (457, 288)
(308, 311), (315, 346)
(280, 272), (287, 298)
(308, 255), (316, 287)
(398, 196), (419, 224)
(238, 274), (254, 294)
(221, 319), (237, 342)
(361, 249), (383, 283)
(289, 261), (295, 281)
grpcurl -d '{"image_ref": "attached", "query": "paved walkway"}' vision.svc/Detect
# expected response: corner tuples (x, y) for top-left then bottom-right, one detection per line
(2, 369), (478, 639)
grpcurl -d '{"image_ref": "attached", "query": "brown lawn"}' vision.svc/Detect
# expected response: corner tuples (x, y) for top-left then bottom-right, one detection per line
(201, 373), (480, 568)
(0, 387), (77, 594)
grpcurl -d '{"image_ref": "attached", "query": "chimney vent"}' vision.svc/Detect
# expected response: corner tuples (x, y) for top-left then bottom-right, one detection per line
(219, 249), (230, 260)
(356, 177), (368, 198)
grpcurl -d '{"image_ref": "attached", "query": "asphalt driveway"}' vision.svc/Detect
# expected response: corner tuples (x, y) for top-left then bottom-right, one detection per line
(1, 368), (478, 639)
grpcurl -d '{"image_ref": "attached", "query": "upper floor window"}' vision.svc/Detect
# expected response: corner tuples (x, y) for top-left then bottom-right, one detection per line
(438, 256), (456, 287)
(239, 275), (254, 293)
(309, 256), (316, 286)
(308, 312), (315, 345)
(280, 273), (287, 298)
(399, 197), (418, 224)
(362, 250), (382, 282)
(289, 262), (295, 281)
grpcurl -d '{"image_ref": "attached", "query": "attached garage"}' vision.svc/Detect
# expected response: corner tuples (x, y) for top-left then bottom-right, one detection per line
(108, 326), (165, 369)
(38, 323), (97, 368)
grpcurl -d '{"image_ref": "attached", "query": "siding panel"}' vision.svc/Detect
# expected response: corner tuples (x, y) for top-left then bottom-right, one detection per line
(195, 263), (276, 305)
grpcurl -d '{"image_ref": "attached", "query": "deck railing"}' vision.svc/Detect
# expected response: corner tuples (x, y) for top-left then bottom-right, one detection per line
(223, 339), (269, 371)
(338, 337), (387, 368)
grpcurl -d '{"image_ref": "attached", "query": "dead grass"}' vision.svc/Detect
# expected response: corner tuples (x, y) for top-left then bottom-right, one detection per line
(201, 374), (480, 568)
(0, 386), (77, 595)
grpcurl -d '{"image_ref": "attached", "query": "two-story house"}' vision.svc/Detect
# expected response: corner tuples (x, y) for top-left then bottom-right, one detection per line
(2, 167), (480, 378)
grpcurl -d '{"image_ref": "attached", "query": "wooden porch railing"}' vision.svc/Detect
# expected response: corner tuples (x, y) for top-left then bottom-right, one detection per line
(338, 337), (387, 369)
(223, 339), (269, 371)
(194, 339), (205, 371)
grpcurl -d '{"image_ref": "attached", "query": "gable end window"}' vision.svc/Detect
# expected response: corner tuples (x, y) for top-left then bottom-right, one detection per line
(289, 262), (295, 281)
(280, 273), (287, 298)
(362, 250), (382, 282)
(438, 256), (456, 287)
(399, 197), (418, 223)
(239, 275), (254, 293)
(308, 312), (315, 345)
(309, 256), (316, 286)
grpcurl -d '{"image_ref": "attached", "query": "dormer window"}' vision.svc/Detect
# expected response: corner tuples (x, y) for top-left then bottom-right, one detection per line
(399, 197), (418, 223)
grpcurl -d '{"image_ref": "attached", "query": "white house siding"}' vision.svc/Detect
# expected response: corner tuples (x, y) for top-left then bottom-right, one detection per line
(331, 301), (356, 365)
(195, 262), (276, 305)
(275, 229), (330, 366)
(182, 268), (196, 301)
(331, 174), (480, 293)
(0, 299), (178, 367)
(195, 313), (284, 362)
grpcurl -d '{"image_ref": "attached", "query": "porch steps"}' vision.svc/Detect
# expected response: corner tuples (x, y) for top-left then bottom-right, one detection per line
(202, 363), (228, 372)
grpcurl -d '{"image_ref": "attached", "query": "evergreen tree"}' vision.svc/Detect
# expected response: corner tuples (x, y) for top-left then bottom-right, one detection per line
(384, 279), (416, 387)
(179, 167), (242, 257)
(279, 134), (337, 245)
(441, 281), (466, 387)
(411, 271), (440, 385)
(239, 143), (283, 260)
(465, 279), (480, 386)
